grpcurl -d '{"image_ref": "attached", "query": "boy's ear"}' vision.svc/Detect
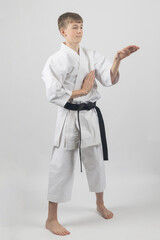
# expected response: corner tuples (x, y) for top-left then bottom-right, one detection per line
(59, 28), (66, 37)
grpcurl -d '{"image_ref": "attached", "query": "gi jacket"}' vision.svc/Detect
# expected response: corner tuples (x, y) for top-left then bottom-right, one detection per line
(42, 42), (120, 150)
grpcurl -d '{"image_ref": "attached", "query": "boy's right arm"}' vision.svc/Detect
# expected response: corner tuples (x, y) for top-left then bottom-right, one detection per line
(42, 58), (72, 107)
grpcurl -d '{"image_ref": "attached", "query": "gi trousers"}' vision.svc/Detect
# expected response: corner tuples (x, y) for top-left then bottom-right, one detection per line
(47, 119), (107, 203)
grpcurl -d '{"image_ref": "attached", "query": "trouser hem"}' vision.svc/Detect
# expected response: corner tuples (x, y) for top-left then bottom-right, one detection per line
(47, 194), (71, 203)
(89, 184), (106, 193)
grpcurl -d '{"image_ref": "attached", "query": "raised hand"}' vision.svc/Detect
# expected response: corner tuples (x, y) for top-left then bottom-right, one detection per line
(116, 45), (140, 60)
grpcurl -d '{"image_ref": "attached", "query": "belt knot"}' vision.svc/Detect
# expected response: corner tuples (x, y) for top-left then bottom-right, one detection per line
(77, 101), (96, 111)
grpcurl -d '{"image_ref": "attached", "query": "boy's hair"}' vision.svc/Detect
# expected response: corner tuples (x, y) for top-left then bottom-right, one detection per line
(58, 12), (83, 31)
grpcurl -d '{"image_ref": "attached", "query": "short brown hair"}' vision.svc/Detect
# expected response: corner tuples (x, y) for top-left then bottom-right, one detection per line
(57, 12), (83, 31)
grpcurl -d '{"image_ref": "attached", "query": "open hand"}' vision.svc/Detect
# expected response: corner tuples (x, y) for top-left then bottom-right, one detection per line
(81, 70), (95, 95)
(116, 45), (140, 60)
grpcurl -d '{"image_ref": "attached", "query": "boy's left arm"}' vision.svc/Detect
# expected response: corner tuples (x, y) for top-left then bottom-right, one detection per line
(110, 45), (140, 84)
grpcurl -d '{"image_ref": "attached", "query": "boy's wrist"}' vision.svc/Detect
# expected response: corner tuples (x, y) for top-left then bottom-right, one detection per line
(114, 53), (121, 62)
(81, 89), (87, 96)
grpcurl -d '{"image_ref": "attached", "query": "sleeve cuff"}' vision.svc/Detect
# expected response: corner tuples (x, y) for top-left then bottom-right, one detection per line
(106, 67), (120, 87)
(49, 88), (72, 107)
(62, 89), (73, 107)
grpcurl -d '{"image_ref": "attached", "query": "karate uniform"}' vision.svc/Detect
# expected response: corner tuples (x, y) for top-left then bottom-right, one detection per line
(42, 42), (120, 203)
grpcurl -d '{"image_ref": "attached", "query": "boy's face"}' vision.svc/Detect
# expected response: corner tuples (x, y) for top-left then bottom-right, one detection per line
(60, 21), (83, 44)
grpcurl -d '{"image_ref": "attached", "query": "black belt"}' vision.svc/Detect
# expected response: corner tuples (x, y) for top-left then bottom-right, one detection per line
(64, 101), (109, 172)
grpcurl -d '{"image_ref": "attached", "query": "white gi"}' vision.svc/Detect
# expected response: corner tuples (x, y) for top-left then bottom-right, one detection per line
(42, 42), (120, 203)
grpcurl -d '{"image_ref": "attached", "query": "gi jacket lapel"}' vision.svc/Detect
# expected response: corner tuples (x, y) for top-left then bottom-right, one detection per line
(73, 46), (91, 91)
(61, 41), (80, 64)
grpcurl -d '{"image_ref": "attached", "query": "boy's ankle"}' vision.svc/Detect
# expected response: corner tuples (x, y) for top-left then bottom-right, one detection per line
(96, 202), (104, 207)
(46, 218), (58, 222)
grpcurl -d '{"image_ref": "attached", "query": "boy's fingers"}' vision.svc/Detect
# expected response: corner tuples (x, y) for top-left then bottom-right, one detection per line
(88, 72), (94, 79)
(89, 72), (94, 76)
(88, 72), (95, 81)
(90, 72), (95, 78)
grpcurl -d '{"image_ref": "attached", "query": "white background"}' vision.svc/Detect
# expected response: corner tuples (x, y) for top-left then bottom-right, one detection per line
(0, 0), (160, 239)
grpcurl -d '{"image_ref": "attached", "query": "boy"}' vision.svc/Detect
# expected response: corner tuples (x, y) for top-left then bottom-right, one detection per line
(42, 12), (140, 236)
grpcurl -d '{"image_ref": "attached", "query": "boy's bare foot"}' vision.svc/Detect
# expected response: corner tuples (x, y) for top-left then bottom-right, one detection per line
(45, 219), (70, 236)
(96, 205), (114, 219)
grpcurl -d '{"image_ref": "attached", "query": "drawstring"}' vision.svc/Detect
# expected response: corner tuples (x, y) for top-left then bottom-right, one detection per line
(77, 103), (88, 173)
(77, 110), (82, 172)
